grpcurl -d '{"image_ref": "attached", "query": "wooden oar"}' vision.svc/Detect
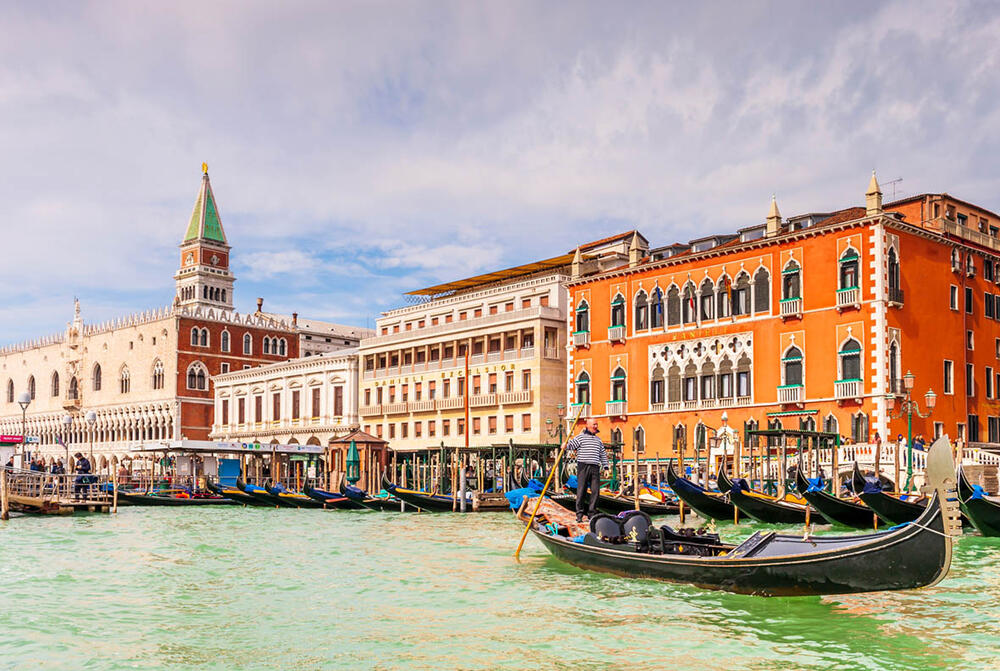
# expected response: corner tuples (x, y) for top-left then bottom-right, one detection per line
(514, 403), (588, 560)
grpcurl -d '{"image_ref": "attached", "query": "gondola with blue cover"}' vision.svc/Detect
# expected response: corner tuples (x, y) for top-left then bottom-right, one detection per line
(957, 464), (1000, 536)
(666, 460), (735, 521)
(719, 463), (828, 525)
(794, 464), (875, 529)
(381, 474), (468, 512)
(854, 463), (927, 526)
(337, 478), (412, 511)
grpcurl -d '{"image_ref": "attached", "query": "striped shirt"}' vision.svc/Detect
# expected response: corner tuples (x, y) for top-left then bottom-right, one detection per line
(568, 430), (608, 468)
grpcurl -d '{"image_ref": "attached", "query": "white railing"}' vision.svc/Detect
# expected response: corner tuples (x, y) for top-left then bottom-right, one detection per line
(543, 347), (559, 360)
(779, 297), (802, 317)
(410, 400), (435, 412)
(666, 401), (681, 410)
(837, 287), (860, 309)
(486, 351), (503, 362)
(683, 400), (698, 409)
(436, 397), (465, 410)
(717, 397), (734, 408)
(736, 395), (752, 406)
(835, 379), (862, 400)
(521, 346), (536, 358)
(778, 385), (803, 403)
(608, 325), (626, 341)
(384, 402), (408, 415)
(650, 402), (664, 412)
(570, 403), (591, 418)
(497, 390), (532, 404)
(573, 331), (591, 347)
(605, 400), (627, 416)
(469, 393), (498, 408)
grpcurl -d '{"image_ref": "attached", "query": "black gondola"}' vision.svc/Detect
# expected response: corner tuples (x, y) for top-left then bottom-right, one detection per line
(595, 492), (679, 516)
(665, 460), (735, 521)
(303, 484), (366, 509)
(116, 491), (236, 506)
(336, 479), (411, 511)
(794, 466), (876, 529)
(264, 483), (326, 508)
(237, 479), (295, 507)
(719, 463), (828, 525)
(207, 480), (271, 507)
(957, 465), (1000, 536)
(523, 436), (961, 596)
(854, 463), (927, 526)
(381, 474), (468, 512)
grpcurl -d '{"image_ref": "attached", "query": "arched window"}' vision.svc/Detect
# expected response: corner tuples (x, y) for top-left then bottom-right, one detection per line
(683, 362), (698, 401)
(186, 363), (208, 391)
(889, 341), (900, 392)
(839, 248), (860, 290)
(120, 367), (130, 394)
(732, 273), (751, 315)
(800, 416), (816, 431)
(634, 425), (645, 455)
(823, 414), (839, 435)
(718, 356), (734, 398)
(699, 278), (714, 320)
(152, 360), (164, 390)
(717, 275), (732, 318)
(783, 346), (803, 386)
(68, 377), (78, 400)
(700, 360), (716, 400)
(28, 376), (35, 400)
(611, 366), (627, 401)
(93, 364), (102, 391)
(575, 301), (590, 333)
(610, 294), (625, 328)
(743, 418), (759, 447)
(782, 260), (801, 299)
(191, 327), (199, 346)
(575, 371), (591, 405)
(221, 330), (231, 353)
(682, 283), (697, 324)
(221, 289), (227, 303)
(51, 372), (60, 397)
(263, 337), (271, 355)
(888, 247), (900, 292)
(665, 286), (680, 326)
(851, 412), (869, 444)
(243, 333), (253, 355)
(278, 339), (287, 356)
(634, 290), (649, 331)
(672, 424), (687, 452)
(667, 364), (681, 403)
(199, 328), (208, 347)
(650, 365), (665, 405)
(5, 379), (12, 403)
(753, 267), (770, 313)
(609, 428), (623, 449)
(839, 338), (862, 381)
(650, 287), (664, 328)
(737, 353), (752, 398)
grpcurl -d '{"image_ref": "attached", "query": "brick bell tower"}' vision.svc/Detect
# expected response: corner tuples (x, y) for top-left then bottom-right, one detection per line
(174, 163), (236, 311)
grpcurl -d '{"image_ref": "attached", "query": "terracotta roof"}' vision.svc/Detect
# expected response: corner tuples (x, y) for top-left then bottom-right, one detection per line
(575, 230), (646, 252)
(330, 428), (387, 445)
(814, 207), (866, 227)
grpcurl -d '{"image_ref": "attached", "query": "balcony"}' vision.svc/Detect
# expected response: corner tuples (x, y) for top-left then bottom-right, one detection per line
(521, 346), (535, 359)
(410, 400), (435, 412)
(836, 287), (860, 311)
(469, 393), (498, 408)
(888, 286), (904, 307)
(835, 379), (863, 401)
(486, 351), (503, 362)
(605, 400), (627, 417)
(497, 390), (532, 404)
(359, 404), (382, 416)
(608, 325), (626, 342)
(701, 398), (717, 408)
(736, 395), (751, 406)
(650, 402), (665, 412)
(779, 297), (802, 319)
(778, 384), (803, 404)
(436, 396), (465, 410)
(573, 331), (591, 347)
(62, 395), (82, 410)
(384, 402), (409, 415)
(543, 347), (559, 360)
(666, 401), (681, 410)
(570, 402), (591, 419)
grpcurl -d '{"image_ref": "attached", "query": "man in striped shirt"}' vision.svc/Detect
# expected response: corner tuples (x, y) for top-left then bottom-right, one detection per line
(567, 417), (608, 522)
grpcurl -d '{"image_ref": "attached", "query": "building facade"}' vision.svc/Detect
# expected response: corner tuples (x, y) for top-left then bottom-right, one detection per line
(0, 167), (297, 463)
(357, 233), (644, 450)
(210, 348), (360, 445)
(567, 174), (1000, 460)
(256, 303), (373, 356)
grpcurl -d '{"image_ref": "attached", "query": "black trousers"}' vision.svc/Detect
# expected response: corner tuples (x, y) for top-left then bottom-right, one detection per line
(576, 462), (601, 519)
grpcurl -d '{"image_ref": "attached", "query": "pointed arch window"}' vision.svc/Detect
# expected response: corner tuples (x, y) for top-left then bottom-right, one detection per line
(732, 273), (751, 315)
(200, 328), (209, 347)
(667, 364), (681, 403)
(610, 366), (627, 402)
(665, 286), (680, 326)
(682, 283), (697, 324)
(743, 418), (759, 447)
(634, 290), (649, 331)
(799, 416), (816, 432)
(28, 376), (35, 400)
(186, 362), (208, 391)
(889, 341), (900, 393)
(51, 372), (60, 397)
(782, 346), (803, 386)
(190, 327), (200, 346)
(610, 294), (626, 328)
(781, 261), (801, 300)
(650, 365), (665, 405)
(5, 379), (12, 403)
(221, 330), (231, 353)
(93, 364), (102, 391)
(717, 276), (732, 318)
(609, 428), (623, 450)
(839, 338), (862, 381)
(575, 371), (591, 405)
(823, 413), (839, 435)
(699, 279), (714, 320)
(152, 360), (165, 390)
(575, 301), (590, 333)
(243, 333), (253, 355)
(672, 424), (687, 452)
(279, 338), (287, 356)
(634, 425), (646, 455)
(753, 268), (770, 313)
(851, 412), (869, 444)
(839, 249), (860, 290)
(120, 367), (130, 394)
(888, 247), (900, 291)
(68, 377), (78, 400)
(263, 337), (271, 355)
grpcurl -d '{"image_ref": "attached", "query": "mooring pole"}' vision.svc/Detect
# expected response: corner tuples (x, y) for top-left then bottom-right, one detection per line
(1, 467), (9, 521)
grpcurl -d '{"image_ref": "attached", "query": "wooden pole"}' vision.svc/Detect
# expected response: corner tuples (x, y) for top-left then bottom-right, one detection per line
(1, 467), (9, 521)
(893, 437), (900, 495)
(113, 476), (118, 514)
(633, 432), (640, 511)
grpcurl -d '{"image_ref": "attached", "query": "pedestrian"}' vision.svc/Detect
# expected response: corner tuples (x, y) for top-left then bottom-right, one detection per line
(913, 434), (926, 451)
(566, 417), (608, 523)
(73, 452), (92, 499)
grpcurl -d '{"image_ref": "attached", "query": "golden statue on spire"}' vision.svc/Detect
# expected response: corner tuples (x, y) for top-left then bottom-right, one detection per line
(202, 162), (208, 174)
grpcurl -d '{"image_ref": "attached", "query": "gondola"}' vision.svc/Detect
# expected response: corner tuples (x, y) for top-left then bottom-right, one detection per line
(551, 493), (577, 511)
(665, 460), (735, 521)
(957, 465), (1000, 536)
(304, 484), (365, 509)
(237, 479), (296, 507)
(595, 492), (679, 516)
(522, 435), (961, 597)
(264, 482), (326, 508)
(335, 479), (410, 511)
(116, 490), (236, 506)
(381, 474), (469, 512)
(794, 466), (875, 529)
(719, 464), (828, 525)
(206, 480), (271, 507)
(854, 463), (927, 526)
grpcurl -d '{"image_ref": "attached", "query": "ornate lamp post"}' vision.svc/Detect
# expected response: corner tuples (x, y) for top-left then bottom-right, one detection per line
(543, 403), (567, 445)
(885, 370), (936, 492)
(85, 410), (97, 464)
(17, 392), (31, 462)
(61, 414), (73, 470)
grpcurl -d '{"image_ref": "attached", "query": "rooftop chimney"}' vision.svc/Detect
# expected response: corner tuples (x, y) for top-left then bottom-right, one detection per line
(256, 297), (263, 313)
(866, 170), (883, 216)
(628, 232), (641, 268)
(766, 195), (782, 237)
(292, 312), (298, 326)
(571, 247), (582, 278)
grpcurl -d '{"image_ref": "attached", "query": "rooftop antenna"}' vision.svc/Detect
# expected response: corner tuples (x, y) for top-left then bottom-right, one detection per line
(884, 177), (903, 200)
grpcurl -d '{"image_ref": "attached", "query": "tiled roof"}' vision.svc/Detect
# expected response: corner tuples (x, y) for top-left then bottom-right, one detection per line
(184, 170), (227, 244)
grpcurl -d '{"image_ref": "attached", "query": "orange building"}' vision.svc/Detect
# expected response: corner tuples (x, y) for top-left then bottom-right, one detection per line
(567, 174), (1000, 461)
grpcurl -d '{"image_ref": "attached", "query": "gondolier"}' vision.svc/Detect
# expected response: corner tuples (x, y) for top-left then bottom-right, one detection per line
(567, 418), (608, 523)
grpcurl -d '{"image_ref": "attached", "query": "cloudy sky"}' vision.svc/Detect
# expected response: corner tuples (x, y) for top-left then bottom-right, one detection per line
(1, 0), (998, 344)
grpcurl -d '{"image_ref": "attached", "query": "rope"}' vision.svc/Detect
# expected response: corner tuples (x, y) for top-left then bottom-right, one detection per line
(887, 519), (963, 539)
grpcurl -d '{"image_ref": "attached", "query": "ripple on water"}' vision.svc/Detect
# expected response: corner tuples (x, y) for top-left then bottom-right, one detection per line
(1, 508), (999, 669)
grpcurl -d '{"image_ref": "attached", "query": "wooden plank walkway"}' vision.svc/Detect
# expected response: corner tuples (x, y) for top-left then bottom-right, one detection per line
(2, 468), (113, 518)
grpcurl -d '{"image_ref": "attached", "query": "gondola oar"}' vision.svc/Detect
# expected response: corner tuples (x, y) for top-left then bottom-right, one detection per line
(514, 403), (588, 560)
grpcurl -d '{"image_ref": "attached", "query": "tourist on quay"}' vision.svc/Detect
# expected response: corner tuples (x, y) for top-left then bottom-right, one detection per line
(73, 452), (92, 499)
(51, 459), (65, 475)
(913, 434), (926, 451)
(566, 417), (608, 523)
(4, 456), (13, 470)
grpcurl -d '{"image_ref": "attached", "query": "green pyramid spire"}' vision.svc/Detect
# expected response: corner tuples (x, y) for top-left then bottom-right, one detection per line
(183, 165), (227, 244)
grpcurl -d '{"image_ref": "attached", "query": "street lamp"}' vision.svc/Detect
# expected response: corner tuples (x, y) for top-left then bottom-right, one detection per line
(85, 411), (97, 464)
(17, 392), (31, 462)
(885, 370), (936, 492)
(544, 403), (567, 445)
(62, 415), (73, 466)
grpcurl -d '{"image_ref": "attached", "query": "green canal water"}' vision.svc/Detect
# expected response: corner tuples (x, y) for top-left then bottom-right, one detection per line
(2, 508), (999, 670)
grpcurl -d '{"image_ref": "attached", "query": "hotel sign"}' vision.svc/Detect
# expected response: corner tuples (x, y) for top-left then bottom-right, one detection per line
(0, 434), (23, 443)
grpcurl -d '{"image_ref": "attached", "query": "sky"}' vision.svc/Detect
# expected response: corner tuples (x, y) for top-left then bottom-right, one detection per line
(1, 0), (999, 344)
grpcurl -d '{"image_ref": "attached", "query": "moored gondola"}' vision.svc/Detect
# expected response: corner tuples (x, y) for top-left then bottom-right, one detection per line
(264, 482), (326, 508)
(794, 466), (875, 529)
(237, 479), (294, 507)
(854, 464), (927, 526)
(207, 480), (271, 507)
(720, 464), (828, 525)
(381, 474), (468, 512)
(595, 492), (679, 516)
(665, 460), (735, 521)
(303, 484), (365, 509)
(336, 479), (411, 511)
(957, 465), (1000, 536)
(521, 436), (961, 596)
(116, 490), (236, 506)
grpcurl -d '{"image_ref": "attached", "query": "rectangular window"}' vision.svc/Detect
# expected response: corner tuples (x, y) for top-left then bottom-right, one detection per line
(474, 308), (483, 318)
(489, 305), (498, 315)
(505, 415), (514, 433)
(376, 387), (383, 404)
(428, 421), (435, 437)
(505, 371), (514, 392)
(737, 371), (751, 397)
(254, 395), (262, 423)
(442, 419), (450, 436)
(414, 382), (422, 401)
(473, 417), (481, 435)
(967, 363), (975, 396)
(220, 362), (230, 374)
(443, 380), (451, 397)
(488, 373), (497, 394)
(446, 314), (453, 323)
(389, 424), (396, 439)
(238, 398), (246, 424)
(540, 295), (549, 307)
(950, 285), (958, 310)
(312, 387), (321, 418)
(334, 386), (343, 416)
(472, 375), (481, 395)
(966, 286), (974, 314)
(700, 375), (714, 399)
(272, 392), (280, 421)
(401, 423), (408, 438)
(969, 414), (980, 442)
(457, 418), (465, 436)
(718, 373), (733, 398)
(944, 360), (954, 394)
(428, 380), (436, 399)
(968, 330), (975, 350)
(221, 399), (229, 425)
(505, 302), (514, 312)
(934, 421), (944, 439)
(364, 389), (371, 406)
(988, 292), (996, 319)
(488, 416), (497, 435)
(414, 422), (421, 438)
(522, 413), (532, 431)
(987, 367), (994, 399)
(292, 390), (301, 419)
(522, 370), (531, 390)
(684, 376), (697, 401)
(457, 377), (465, 396)
(522, 298), (531, 309)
